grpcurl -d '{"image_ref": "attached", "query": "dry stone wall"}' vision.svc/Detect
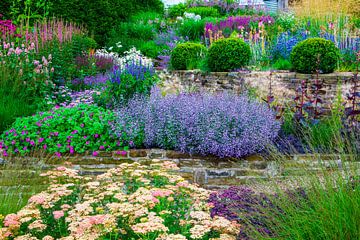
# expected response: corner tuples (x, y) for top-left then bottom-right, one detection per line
(158, 70), (354, 106)
(35, 149), (357, 189)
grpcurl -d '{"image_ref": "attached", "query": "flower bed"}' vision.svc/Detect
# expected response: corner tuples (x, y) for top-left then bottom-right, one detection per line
(0, 161), (240, 240)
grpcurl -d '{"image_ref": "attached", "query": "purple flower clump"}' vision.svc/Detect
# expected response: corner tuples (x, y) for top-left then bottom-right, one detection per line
(114, 88), (280, 158)
(209, 186), (275, 239)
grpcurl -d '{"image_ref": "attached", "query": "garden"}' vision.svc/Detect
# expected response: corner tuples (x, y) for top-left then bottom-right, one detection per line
(0, 0), (359, 239)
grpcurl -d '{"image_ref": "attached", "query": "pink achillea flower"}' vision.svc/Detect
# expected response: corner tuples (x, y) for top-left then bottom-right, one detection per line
(53, 210), (64, 220)
(4, 214), (20, 228)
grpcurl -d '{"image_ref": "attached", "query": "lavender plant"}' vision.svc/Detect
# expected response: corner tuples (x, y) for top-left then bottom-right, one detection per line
(113, 88), (280, 158)
(94, 61), (158, 108)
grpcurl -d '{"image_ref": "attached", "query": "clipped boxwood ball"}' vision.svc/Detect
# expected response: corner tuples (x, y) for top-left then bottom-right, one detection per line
(290, 38), (340, 74)
(170, 42), (207, 70)
(208, 38), (251, 72)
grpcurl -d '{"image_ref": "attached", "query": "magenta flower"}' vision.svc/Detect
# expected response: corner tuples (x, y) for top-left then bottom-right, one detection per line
(99, 145), (105, 150)
(92, 151), (98, 156)
(30, 141), (35, 146)
(38, 138), (44, 143)
(43, 144), (47, 150)
(55, 152), (61, 158)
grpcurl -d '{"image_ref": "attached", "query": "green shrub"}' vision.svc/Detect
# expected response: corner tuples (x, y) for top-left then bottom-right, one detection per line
(272, 59), (292, 70)
(95, 62), (158, 107)
(49, 0), (164, 45)
(170, 42), (207, 70)
(177, 18), (205, 41)
(177, 17), (218, 41)
(186, 6), (219, 18)
(106, 22), (156, 54)
(290, 38), (340, 74)
(138, 41), (164, 59)
(0, 104), (122, 155)
(167, 3), (187, 18)
(71, 35), (97, 56)
(130, 11), (164, 30)
(208, 38), (251, 72)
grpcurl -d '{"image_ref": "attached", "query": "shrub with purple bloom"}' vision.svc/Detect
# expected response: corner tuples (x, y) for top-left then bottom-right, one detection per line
(209, 186), (276, 239)
(114, 88), (280, 158)
(94, 61), (158, 108)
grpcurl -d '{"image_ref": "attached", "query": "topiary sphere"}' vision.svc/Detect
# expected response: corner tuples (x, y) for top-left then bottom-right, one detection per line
(208, 38), (251, 72)
(290, 38), (340, 74)
(170, 42), (207, 70)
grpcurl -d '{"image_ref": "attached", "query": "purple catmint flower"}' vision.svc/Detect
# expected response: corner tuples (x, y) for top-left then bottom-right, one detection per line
(113, 88), (280, 158)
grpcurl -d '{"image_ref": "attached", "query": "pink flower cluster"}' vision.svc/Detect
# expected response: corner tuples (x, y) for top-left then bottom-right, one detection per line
(0, 161), (240, 239)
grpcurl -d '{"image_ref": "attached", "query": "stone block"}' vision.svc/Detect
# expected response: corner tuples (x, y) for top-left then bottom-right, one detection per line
(166, 150), (191, 159)
(178, 159), (203, 168)
(249, 161), (268, 170)
(206, 169), (234, 178)
(97, 151), (113, 157)
(194, 169), (206, 185)
(129, 149), (148, 158)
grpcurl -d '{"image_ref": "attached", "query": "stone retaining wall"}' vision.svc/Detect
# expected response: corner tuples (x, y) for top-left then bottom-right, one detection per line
(158, 70), (354, 106)
(35, 149), (358, 189)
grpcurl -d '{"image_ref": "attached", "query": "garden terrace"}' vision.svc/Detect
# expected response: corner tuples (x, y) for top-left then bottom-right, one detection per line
(0, 0), (360, 239)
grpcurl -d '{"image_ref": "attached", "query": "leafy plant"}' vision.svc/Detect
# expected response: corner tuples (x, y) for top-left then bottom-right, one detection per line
(0, 104), (122, 156)
(186, 6), (219, 18)
(95, 62), (158, 108)
(170, 42), (207, 70)
(114, 89), (280, 158)
(208, 38), (251, 72)
(290, 38), (340, 74)
(167, 3), (187, 18)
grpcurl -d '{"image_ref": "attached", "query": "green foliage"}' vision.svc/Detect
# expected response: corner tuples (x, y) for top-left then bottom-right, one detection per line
(71, 35), (97, 56)
(186, 6), (219, 18)
(130, 11), (164, 30)
(0, 104), (121, 155)
(170, 42), (207, 70)
(290, 38), (340, 74)
(177, 17), (217, 41)
(106, 22), (156, 54)
(138, 41), (163, 59)
(272, 58), (292, 70)
(177, 18), (205, 41)
(49, 0), (164, 45)
(0, 92), (36, 133)
(0, 0), (12, 19)
(167, 3), (187, 18)
(208, 38), (251, 72)
(94, 65), (159, 107)
(252, 166), (360, 240)
(0, 163), (47, 215)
